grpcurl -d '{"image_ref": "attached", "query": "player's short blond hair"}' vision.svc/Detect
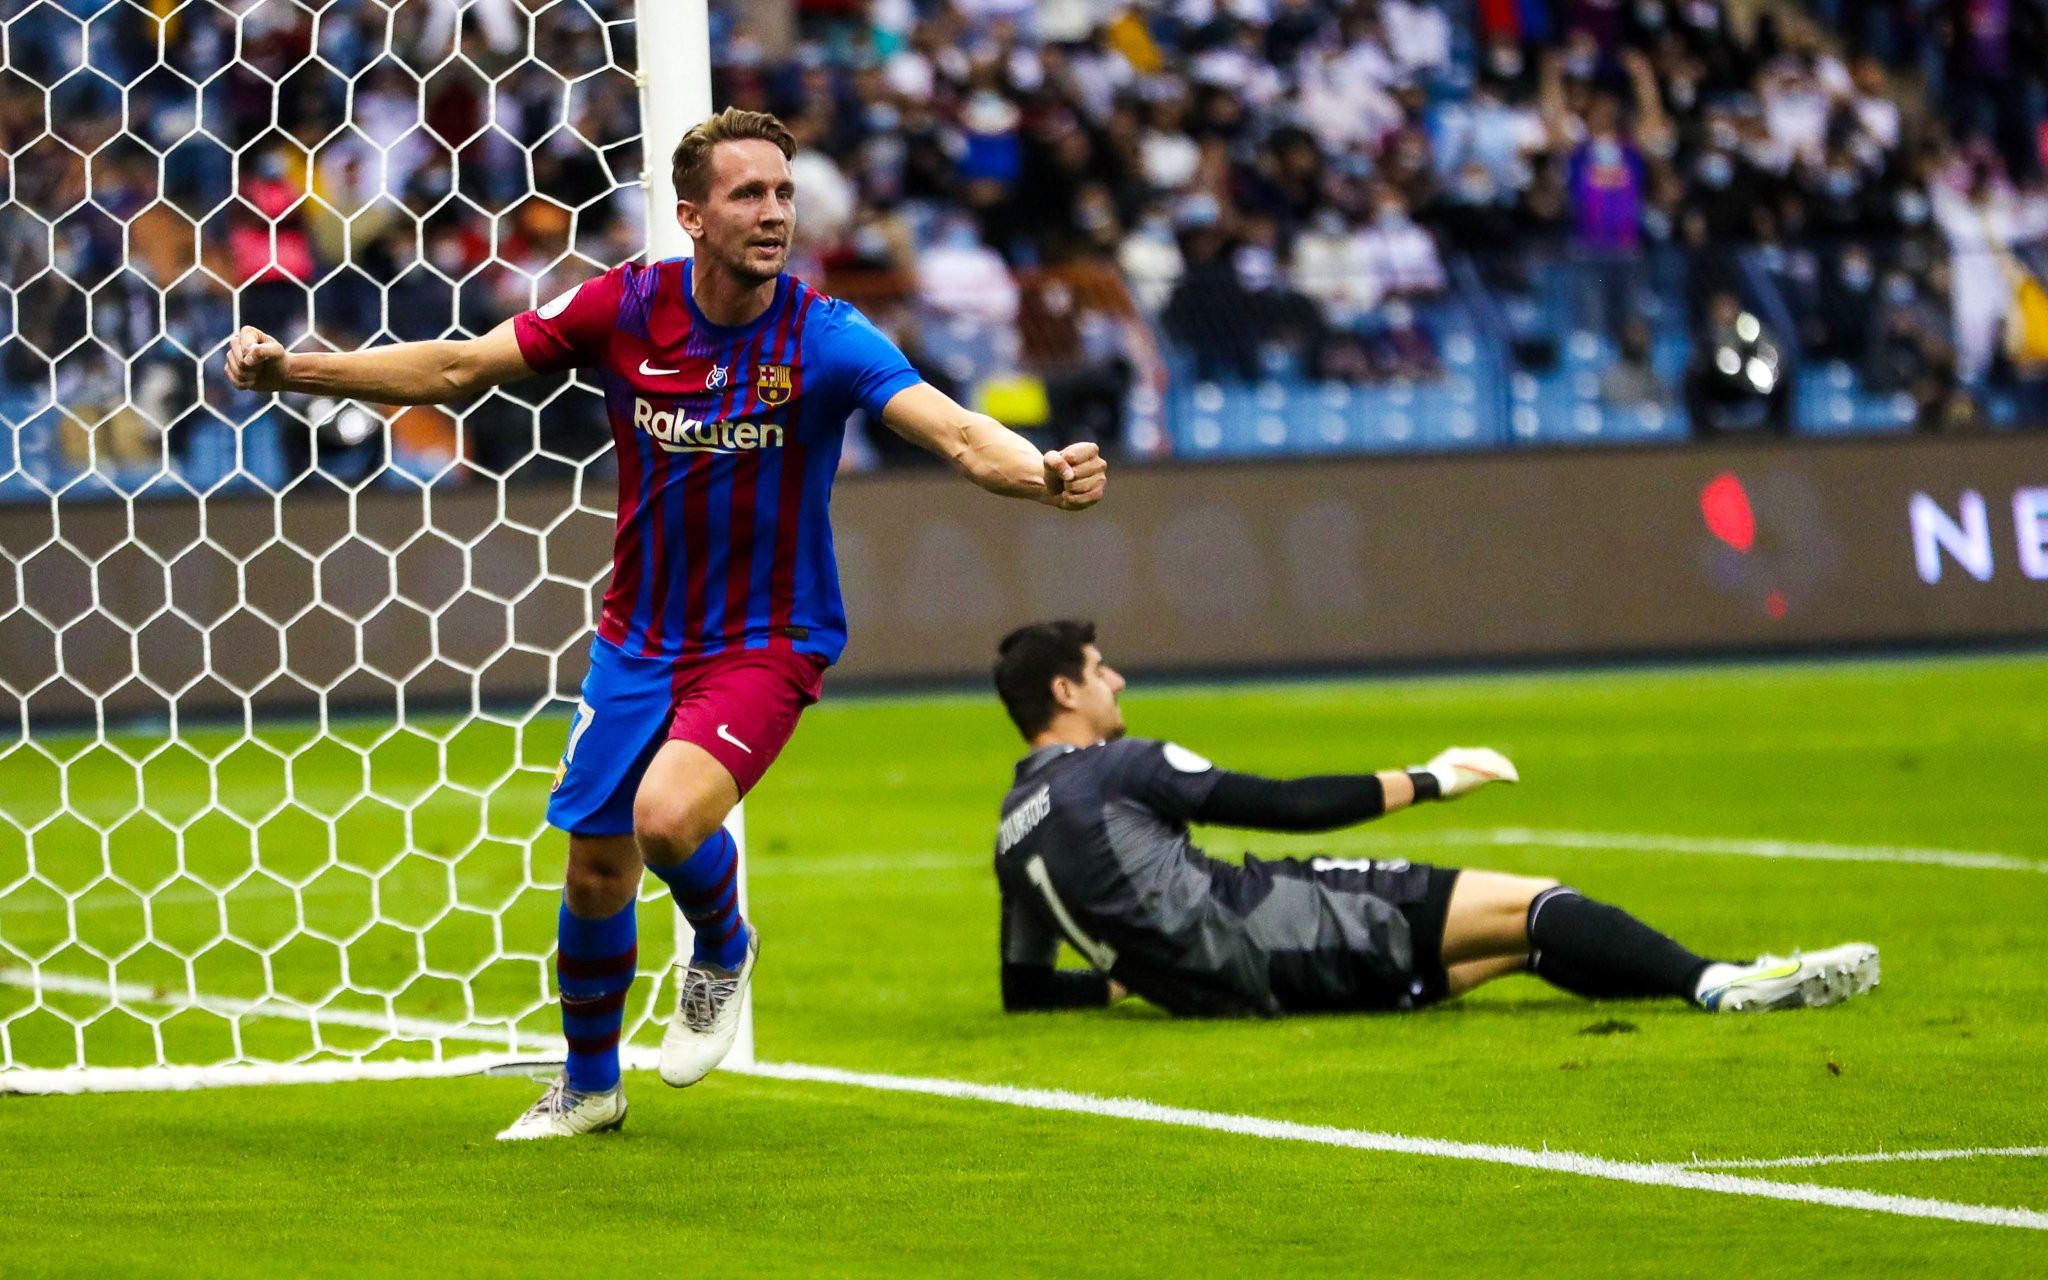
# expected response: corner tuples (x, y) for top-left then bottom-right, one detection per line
(670, 108), (796, 203)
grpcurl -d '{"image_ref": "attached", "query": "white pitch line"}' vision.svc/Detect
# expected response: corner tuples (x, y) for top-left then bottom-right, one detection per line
(3, 971), (2043, 1231)
(1681, 1147), (2048, 1170)
(810, 828), (2048, 879)
(1396, 828), (2048, 875)
(733, 1061), (2048, 1232)
(11, 829), (2037, 920)
(760, 827), (2048, 880)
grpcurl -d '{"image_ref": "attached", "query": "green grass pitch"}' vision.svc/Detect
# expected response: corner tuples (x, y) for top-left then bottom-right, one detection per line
(3, 653), (2046, 1275)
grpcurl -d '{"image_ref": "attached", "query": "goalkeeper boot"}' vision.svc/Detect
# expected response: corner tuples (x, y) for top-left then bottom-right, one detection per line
(494, 1076), (627, 1141)
(1695, 942), (1880, 1012)
(659, 926), (759, 1087)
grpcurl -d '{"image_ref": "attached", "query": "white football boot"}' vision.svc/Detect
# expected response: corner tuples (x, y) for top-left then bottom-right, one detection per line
(1695, 942), (1880, 1012)
(659, 927), (759, 1087)
(495, 1076), (627, 1140)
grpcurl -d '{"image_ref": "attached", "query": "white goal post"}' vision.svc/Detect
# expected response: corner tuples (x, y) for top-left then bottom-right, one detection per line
(0, 0), (744, 1093)
(634, 0), (754, 1074)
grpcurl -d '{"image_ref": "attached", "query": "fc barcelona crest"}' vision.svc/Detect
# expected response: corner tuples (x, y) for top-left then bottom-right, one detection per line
(757, 363), (793, 406)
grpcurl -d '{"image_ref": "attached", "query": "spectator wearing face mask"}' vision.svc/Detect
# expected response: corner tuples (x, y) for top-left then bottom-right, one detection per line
(1690, 107), (1768, 241)
(231, 150), (317, 344)
(1552, 68), (1666, 336)
(1233, 211), (1327, 375)
(1297, 42), (1403, 154)
(1235, 127), (1329, 234)
(1119, 204), (1185, 316)
(1564, 93), (1646, 256)
(1848, 56), (1904, 158)
(1163, 201), (1259, 383)
(918, 214), (1022, 325)
(1433, 160), (1525, 253)
(1290, 209), (1371, 326)
(1673, 0), (1753, 93)
(1354, 185), (1449, 306)
(1139, 89), (1203, 192)
(1430, 75), (1549, 195)
(1758, 24), (1852, 171)
(1516, 153), (1576, 254)
(1475, 31), (1542, 98)
(1935, 160), (2040, 381)
(1865, 268), (1947, 388)
(1816, 244), (1881, 363)
(1804, 143), (1880, 240)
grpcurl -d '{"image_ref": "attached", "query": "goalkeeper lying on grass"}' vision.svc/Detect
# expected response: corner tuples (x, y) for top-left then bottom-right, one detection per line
(989, 621), (1879, 1017)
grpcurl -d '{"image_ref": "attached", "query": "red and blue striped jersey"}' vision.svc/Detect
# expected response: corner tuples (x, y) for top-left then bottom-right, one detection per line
(514, 257), (921, 666)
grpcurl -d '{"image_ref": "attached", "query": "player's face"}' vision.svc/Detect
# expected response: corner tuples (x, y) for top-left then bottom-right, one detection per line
(687, 139), (795, 285)
(1071, 645), (1127, 741)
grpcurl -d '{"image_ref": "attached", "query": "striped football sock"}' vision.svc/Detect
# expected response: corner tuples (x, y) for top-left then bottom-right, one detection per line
(557, 901), (637, 1094)
(646, 826), (749, 971)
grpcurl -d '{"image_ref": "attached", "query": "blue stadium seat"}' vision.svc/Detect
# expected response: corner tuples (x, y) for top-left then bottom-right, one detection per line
(181, 419), (240, 492)
(1795, 362), (1916, 436)
(1506, 365), (1687, 445)
(241, 418), (291, 491)
(918, 315), (1004, 388)
(1169, 373), (1506, 458)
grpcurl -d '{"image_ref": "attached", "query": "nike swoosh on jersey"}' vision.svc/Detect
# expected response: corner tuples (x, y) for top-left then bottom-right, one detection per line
(639, 359), (682, 377)
(716, 724), (753, 754)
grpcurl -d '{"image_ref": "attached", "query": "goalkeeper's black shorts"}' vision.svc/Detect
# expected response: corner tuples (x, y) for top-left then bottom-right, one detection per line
(1248, 857), (1462, 1014)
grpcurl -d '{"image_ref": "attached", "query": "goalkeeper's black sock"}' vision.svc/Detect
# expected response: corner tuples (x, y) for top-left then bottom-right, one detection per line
(1525, 886), (1712, 1001)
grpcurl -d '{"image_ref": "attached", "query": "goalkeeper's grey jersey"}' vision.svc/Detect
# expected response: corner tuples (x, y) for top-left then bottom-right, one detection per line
(993, 737), (1279, 1016)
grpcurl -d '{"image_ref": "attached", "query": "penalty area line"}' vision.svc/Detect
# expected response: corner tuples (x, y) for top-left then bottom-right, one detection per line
(730, 1060), (2048, 1233)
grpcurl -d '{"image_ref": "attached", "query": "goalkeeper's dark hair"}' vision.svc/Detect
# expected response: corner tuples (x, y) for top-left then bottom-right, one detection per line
(671, 107), (797, 203)
(993, 620), (1097, 740)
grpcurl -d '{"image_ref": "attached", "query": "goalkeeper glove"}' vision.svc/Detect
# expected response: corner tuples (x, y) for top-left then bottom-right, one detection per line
(1410, 747), (1519, 801)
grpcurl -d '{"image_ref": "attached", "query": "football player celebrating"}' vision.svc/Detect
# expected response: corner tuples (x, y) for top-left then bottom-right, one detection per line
(226, 109), (1108, 1138)
(990, 622), (1878, 1019)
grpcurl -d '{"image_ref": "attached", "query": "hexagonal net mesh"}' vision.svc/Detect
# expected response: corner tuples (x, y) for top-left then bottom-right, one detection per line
(0, 0), (705, 1090)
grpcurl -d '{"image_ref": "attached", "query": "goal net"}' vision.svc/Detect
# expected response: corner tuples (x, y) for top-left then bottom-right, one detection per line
(0, 0), (734, 1093)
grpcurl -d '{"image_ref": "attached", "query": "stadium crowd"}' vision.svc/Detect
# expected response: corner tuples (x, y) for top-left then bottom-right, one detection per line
(2, 0), (2045, 492)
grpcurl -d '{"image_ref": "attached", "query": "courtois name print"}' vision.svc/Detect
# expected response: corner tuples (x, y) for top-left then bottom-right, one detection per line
(631, 397), (786, 454)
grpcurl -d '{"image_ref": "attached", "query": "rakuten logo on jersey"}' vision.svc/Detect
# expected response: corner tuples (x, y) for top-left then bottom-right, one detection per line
(633, 398), (785, 454)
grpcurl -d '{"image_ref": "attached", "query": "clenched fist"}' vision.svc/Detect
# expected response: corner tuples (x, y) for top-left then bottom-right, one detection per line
(225, 326), (291, 393)
(1041, 442), (1107, 511)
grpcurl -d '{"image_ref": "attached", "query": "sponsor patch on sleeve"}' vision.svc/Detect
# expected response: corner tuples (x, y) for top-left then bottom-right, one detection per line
(536, 283), (578, 319)
(1161, 743), (1214, 774)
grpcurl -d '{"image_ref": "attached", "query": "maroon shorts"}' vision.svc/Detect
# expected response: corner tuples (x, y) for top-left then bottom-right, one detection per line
(665, 647), (827, 795)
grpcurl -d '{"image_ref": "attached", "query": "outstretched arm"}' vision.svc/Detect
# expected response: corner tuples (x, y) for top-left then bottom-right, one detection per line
(224, 318), (535, 406)
(1195, 748), (1518, 833)
(879, 381), (1107, 510)
(1197, 769), (1412, 832)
